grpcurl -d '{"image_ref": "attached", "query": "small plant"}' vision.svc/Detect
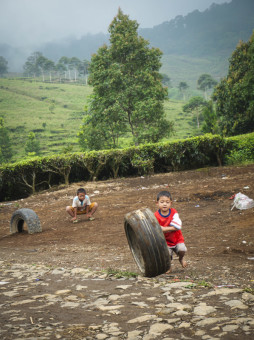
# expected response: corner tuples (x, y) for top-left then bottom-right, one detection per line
(105, 268), (138, 279)
(197, 280), (213, 288)
(185, 280), (213, 289)
(243, 287), (254, 295)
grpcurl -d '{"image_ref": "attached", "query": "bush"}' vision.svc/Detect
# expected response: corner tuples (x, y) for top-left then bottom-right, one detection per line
(225, 133), (254, 165)
(0, 133), (253, 201)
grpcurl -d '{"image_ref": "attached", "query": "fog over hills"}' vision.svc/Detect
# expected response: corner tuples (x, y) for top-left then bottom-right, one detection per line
(0, 0), (253, 78)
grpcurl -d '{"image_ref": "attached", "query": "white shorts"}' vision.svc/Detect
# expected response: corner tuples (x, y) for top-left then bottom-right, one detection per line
(168, 243), (187, 258)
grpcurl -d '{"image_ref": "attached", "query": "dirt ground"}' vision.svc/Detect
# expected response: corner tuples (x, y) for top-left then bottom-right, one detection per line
(1, 165), (254, 339)
(0, 164), (254, 286)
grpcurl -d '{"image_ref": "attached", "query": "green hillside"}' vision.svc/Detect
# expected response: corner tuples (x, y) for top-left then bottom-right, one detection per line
(161, 54), (228, 91)
(0, 79), (92, 160)
(0, 78), (197, 163)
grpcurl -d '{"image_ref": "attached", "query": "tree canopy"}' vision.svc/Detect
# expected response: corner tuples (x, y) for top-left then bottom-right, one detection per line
(183, 96), (207, 129)
(197, 74), (217, 100)
(213, 31), (254, 136)
(78, 9), (173, 150)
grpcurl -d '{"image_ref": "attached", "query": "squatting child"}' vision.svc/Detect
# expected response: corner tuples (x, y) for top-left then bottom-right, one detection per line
(66, 187), (98, 223)
(154, 190), (187, 269)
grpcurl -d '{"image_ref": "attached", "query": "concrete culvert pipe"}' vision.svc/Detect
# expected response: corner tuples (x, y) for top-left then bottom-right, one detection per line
(124, 208), (170, 277)
(10, 208), (42, 235)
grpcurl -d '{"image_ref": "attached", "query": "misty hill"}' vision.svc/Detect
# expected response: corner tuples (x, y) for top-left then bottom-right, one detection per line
(140, 0), (254, 58)
(1, 0), (254, 84)
(40, 0), (254, 61)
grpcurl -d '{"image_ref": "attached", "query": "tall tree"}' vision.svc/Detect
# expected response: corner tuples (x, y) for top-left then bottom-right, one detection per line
(161, 73), (171, 87)
(197, 74), (217, 100)
(69, 57), (81, 82)
(183, 96), (207, 129)
(78, 59), (90, 84)
(178, 81), (189, 101)
(36, 55), (49, 81)
(201, 101), (219, 134)
(79, 9), (173, 150)
(0, 56), (8, 76)
(59, 56), (71, 80)
(23, 52), (42, 77)
(213, 32), (254, 135)
(55, 61), (67, 82)
(25, 132), (41, 156)
(0, 118), (12, 164)
(45, 59), (55, 82)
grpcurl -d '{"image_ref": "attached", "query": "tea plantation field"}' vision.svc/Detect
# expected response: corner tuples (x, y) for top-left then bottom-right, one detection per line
(0, 78), (197, 162)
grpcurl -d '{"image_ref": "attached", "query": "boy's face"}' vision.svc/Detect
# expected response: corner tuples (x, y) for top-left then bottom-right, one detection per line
(157, 195), (172, 215)
(77, 192), (86, 201)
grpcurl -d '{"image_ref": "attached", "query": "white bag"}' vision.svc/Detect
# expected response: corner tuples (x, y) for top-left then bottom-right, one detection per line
(231, 192), (254, 210)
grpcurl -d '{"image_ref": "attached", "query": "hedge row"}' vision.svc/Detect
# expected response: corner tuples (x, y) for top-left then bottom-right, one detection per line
(0, 133), (253, 201)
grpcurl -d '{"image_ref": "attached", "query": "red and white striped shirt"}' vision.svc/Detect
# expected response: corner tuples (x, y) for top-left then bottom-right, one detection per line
(154, 208), (184, 247)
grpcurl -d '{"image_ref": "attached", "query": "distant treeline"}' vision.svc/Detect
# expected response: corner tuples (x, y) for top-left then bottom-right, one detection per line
(22, 52), (90, 83)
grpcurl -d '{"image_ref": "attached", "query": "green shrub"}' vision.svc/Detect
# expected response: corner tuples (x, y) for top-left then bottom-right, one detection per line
(225, 133), (254, 165)
(0, 133), (253, 201)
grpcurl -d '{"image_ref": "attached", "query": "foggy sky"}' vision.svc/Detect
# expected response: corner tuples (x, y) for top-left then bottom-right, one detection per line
(0, 0), (231, 47)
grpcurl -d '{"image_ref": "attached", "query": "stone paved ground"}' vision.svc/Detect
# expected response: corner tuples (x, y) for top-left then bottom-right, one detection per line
(0, 261), (254, 339)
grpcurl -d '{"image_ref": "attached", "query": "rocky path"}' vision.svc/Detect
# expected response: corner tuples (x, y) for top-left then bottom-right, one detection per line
(1, 261), (254, 340)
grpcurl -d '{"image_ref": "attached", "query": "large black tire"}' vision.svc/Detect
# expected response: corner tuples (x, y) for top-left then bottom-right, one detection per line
(10, 208), (42, 235)
(124, 208), (170, 277)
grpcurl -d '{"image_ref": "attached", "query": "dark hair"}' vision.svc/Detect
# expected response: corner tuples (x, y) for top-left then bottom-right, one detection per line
(77, 188), (86, 195)
(157, 191), (172, 201)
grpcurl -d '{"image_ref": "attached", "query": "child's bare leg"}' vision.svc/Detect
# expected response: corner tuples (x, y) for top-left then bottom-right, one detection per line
(87, 202), (98, 218)
(66, 206), (79, 222)
(178, 251), (187, 268)
(66, 206), (75, 218)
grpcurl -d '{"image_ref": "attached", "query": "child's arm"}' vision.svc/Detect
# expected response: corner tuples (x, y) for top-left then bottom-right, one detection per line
(72, 207), (78, 221)
(161, 212), (182, 233)
(161, 225), (178, 233)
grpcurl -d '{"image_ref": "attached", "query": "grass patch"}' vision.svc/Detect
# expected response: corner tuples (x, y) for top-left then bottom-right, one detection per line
(243, 287), (254, 295)
(185, 280), (213, 289)
(105, 268), (139, 279)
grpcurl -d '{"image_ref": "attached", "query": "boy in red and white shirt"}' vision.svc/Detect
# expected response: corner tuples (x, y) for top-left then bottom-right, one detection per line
(154, 191), (187, 269)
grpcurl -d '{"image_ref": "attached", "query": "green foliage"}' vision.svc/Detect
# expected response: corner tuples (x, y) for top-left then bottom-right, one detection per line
(105, 268), (138, 278)
(0, 117), (13, 164)
(183, 96), (208, 129)
(197, 74), (217, 100)
(213, 31), (254, 136)
(201, 101), (219, 134)
(2, 133), (252, 202)
(81, 9), (173, 150)
(225, 133), (254, 165)
(178, 82), (189, 101)
(130, 147), (155, 176)
(0, 78), (93, 161)
(25, 132), (41, 155)
(161, 73), (171, 87)
(141, 0), (254, 59)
